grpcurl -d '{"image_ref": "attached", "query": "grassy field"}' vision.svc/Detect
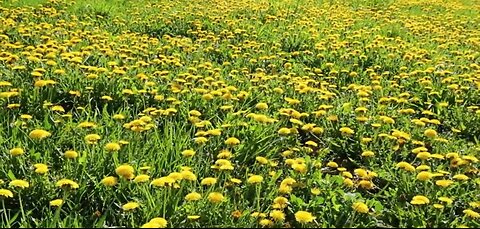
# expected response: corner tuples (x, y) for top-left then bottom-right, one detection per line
(0, 0), (479, 227)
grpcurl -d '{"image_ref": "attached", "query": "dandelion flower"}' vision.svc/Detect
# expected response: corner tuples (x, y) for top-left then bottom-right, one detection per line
(256, 156), (269, 164)
(194, 137), (208, 144)
(247, 175), (264, 184)
(436, 180), (454, 187)
(424, 129), (437, 138)
(453, 174), (469, 181)
(10, 148), (24, 156)
(352, 202), (369, 213)
(85, 134), (101, 144)
(344, 178), (354, 187)
(105, 143), (121, 152)
(463, 209), (480, 218)
(326, 161), (338, 168)
(185, 192), (202, 201)
(133, 175), (150, 183)
(180, 170), (197, 181)
(116, 165), (135, 179)
(361, 151), (375, 157)
(339, 127), (355, 136)
(259, 219), (273, 227)
(201, 177), (217, 186)
(396, 162), (415, 172)
(9, 180), (29, 189)
(141, 222), (161, 228)
(416, 171), (433, 181)
(50, 199), (63, 207)
(64, 150), (78, 159)
(34, 163), (49, 174)
(149, 218), (168, 228)
(0, 189), (13, 198)
(181, 150), (196, 157)
(122, 202), (140, 211)
(270, 210), (285, 221)
(101, 176), (118, 187)
(411, 195), (430, 205)
(29, 129), (51, 140)
(295, 211), (316, 223)
(187, 215), (200, 220)
(208, 192), (224, 203)
(56, 179), (79, 189)
(225, 137), (240, 146)
(113, 114), (125, 120)
(278, 128), (291, 135)
(438, 197), (453, 205)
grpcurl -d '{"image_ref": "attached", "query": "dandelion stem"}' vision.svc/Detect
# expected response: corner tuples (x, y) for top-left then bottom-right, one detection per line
(162, 189), (167, 218)
(255, 185), (261, 211)
(2, 199), (11, 228)
(18, 194), (26, 224)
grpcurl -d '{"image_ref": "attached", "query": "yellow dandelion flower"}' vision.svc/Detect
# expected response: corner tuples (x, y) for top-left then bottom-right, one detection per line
(225, 137), (240, 146)
(185, 192), (202, 201)
(256, 156), (269, 165)
(101, 176), (118, 187)
(105, 142), (121, 152)
(194, 137), (208, 144)
(180, 170), (197, 181)
(149, 218), (167, 228)
(326, 161), (338, 168)
(311, 188), (321, 195)
(247, 175), (263, 184)
(294, 211), (316, 223)
(56, 179), (79, 189)
(64, 150), (78, 159)
(113, 114), (125, 120)
(358, 180), (374, 189)
(29, 129), (52, 140)
(361, 151), (375, 157)
(115, 165), (135, 179)
(181, 150), (196, 157)
(270, 210), (285, 221)
(49, 199), (63, 207)
(187, 215), (200, 220)
(417, 171), (433, 181)
(278, 128), (291, 135)
(411, 195), (430, 205)
(453, 174), (469, 181)
(208, 192), (224, 203)
(33, 163), (48, 174)
(230, 178), (242, 184)
(201, 177), (217, 186)
(436, 180), (454, 187)
(141, 222), (161, 228)
(396, 162), (415, 172)
(133, 175), (150, 183)
(0, 189), (14, 198)
(438, 197), (453, 205)
(255, 102), (268, 110)
(10, 148), (24, 156)
(424, 129), (437, 138)
(339, 127), (355, 136)
(101, 96), (113, 101)
(9, 180), (29, 189)
(463, 209), (480, 218)
(122, 202), (140, 211)
(259, 219), (273, 227)
(85, 134), (101, 144)
(352, 202), (369, 214)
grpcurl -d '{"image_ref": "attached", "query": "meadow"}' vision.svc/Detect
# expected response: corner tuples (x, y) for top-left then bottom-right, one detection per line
(0, 0), (479, 227)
